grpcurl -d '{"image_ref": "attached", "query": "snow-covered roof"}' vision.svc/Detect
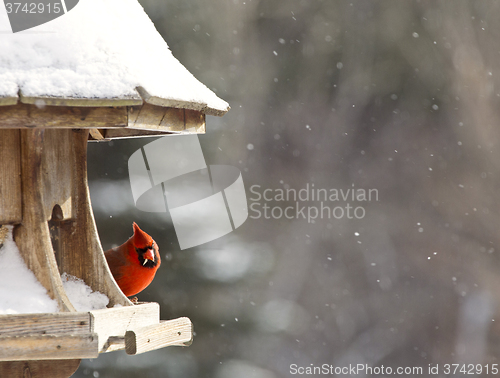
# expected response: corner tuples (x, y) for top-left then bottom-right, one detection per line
(0, 0), (229, 116)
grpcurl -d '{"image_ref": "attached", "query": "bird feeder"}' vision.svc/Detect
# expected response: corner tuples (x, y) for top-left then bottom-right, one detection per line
(0, 1), (229, 376)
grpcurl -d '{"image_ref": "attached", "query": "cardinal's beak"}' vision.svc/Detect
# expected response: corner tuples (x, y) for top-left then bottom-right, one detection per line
(143, 249), (155, 265)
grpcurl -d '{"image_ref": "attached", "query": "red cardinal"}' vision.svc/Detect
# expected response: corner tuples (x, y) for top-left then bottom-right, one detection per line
(105, 222), (161, 297)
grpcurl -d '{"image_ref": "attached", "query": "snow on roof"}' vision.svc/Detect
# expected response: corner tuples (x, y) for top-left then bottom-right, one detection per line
(0, 0), (229, 116)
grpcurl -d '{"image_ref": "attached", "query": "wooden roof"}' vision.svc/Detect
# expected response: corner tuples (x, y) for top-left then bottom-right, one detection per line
(0, 0), (229, 140)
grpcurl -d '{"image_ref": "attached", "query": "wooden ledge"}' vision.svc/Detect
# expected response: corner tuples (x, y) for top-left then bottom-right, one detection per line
(125, 317), (193, 355)
(0, 87), (228, 118)
(0, 303), (192, 361)
(19, 93), (144, 107)
(0, 103), (206, 139)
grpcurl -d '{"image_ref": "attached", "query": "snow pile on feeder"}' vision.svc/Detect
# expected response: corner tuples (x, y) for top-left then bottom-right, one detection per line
(0, 226), (109, 314)
(0, 226), (58, 314)
(61, 273), (109, 311)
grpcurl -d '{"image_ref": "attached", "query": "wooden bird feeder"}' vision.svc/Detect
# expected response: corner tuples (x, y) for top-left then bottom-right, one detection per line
(0, 1), (229, 377)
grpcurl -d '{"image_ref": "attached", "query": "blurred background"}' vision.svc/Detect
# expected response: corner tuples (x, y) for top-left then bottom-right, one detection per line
(76, 1), (500, 377)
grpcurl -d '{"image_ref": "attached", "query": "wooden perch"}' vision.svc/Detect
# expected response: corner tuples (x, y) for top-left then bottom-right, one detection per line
(125, 317), (193, 355)
(0, 303), (192, 361)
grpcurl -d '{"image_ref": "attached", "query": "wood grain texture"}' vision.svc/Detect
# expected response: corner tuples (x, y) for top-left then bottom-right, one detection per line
(135, 86), (201, 110)
(88, 129), (106, 141)
(0, 359), (81, 378)
(93, 105), (207, 139)
(0, 103), (127, 129)
(0, 226), (7, 245)
(41, 129), (76, 221)
(0, 312), (91, 336)
(20, 92), (143, 107)
(122, 105), (205, 135)
(133, 102), (168, 130)
(159, 107), (185, 132)
(127, 105), (141, 125)
(125, 317), (193, 355)
(0, 103), (205, 139)
(135, 85), (229, 116)
(98, 128), (175, 140)
(0, 304), (184, 358)
(127, 103), (187, 131)
(0, 334), (98, 361)
(0, 129), (22, 223)
(50, 130), (132, 309)
(185, 109), (206, 133)
(14, 129), (75, 313)
(0, 96), (18, 106)
(91, 302), (160, 353)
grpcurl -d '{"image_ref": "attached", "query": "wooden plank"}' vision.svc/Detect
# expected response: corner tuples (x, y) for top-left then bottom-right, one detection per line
(136, 85), (229, 116)
(91, 302), (160, 353)
(121, 105), (186, 135)
(159, 107), (185, 132)
(0, 226), (7, 246)
(41, 129), (76, 221)
(100, 106), (206, 138)
(0, 306), (188, 361)
(51, 130), (132, 309)
(88, 128), (106, 141)
(125, 317), (193, 355)
(136, 86), (205, 111)
(104, 336), (125, 351)
(14, 130), (76, 313)
(0, 103), (127, 129)
(0, 334), (98, 361)
(128, 106), (141, 125)
(133, 103), (167, 130)
(0, 96), (18, 106)
(20, 91), (143, 107)
(0, 359), (81, 378)
(0, 129), (22, 223)
(0, 312), (91, 336)
(125, 105), (204, 134)
(123, 104), (207, 135)
(185, 109), (206, 133)
(102, 129), (176, 140)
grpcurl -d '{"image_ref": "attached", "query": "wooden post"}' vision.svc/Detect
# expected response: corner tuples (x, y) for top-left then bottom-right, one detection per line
(47, 129), (132, 307)
(0, 129), (21, 223)
(14, 129), (75, 312)
(9, 128), (131, 310)
(0, 360), (81, 378)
